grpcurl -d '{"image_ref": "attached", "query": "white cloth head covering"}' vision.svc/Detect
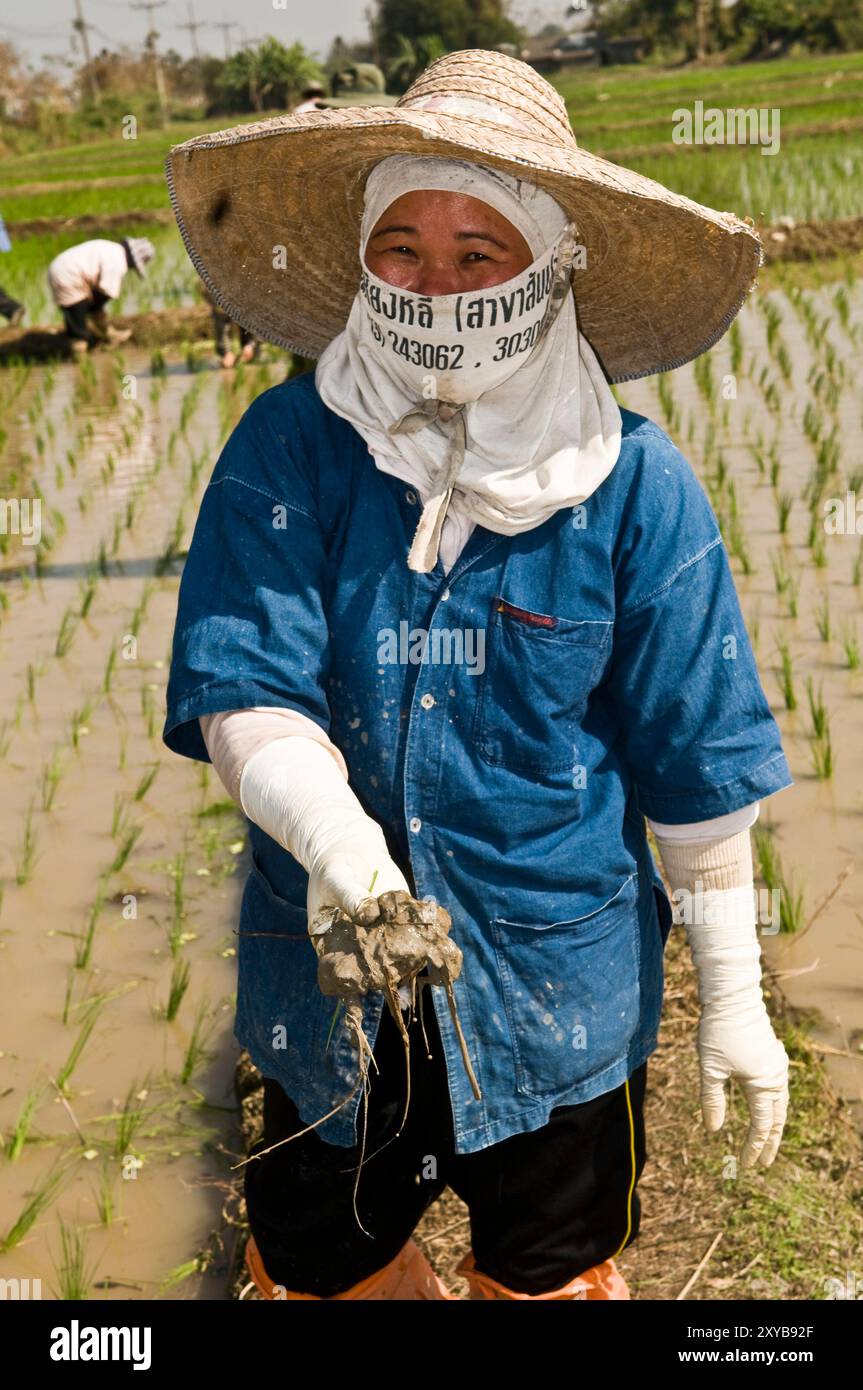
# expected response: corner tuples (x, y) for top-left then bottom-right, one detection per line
(315, 154), (622, 573)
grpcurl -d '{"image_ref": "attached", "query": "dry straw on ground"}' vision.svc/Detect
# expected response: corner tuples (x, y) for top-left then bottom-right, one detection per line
(226, 920), (863, 1302)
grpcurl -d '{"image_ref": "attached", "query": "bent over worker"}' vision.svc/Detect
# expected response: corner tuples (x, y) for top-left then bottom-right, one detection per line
(47, 236), (154, 353)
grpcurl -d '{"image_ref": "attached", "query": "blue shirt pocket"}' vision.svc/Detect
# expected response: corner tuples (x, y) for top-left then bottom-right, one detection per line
(490, 871), (639, 1099)
(234, 851), (322, 1083)
(472, 599), (612, 774)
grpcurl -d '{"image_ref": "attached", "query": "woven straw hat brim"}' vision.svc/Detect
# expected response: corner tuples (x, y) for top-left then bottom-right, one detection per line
(165, 104), (764, 383)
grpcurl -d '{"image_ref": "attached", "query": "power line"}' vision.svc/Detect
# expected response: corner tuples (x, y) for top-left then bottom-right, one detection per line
(129, 0), (169, 127)
(73, 0), (99, 104)
(176, 1), (203, 60)
(0, 20), (70, 37)
(88, 24), (126, 45)
(210, 20), (238, 59)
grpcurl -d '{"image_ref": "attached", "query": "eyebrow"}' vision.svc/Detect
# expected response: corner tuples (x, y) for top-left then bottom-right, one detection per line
(369, 224), (509, 250)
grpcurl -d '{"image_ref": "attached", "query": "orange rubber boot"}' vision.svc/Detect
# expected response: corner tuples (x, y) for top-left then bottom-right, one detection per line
(455, 1250), (631, 1300)
(245, 1233), (456, 1300)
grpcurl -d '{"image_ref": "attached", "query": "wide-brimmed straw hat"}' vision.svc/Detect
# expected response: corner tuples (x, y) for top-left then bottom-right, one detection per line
(165, 48), (764, 383)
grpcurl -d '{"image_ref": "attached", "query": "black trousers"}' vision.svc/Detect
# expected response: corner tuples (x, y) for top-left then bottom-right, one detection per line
(211, 307), (257, 357)
(60, 297), (105, 345)
(244, 984), (648, 1297)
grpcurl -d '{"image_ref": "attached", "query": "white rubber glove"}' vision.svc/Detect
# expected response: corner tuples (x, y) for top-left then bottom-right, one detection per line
(238, 736), (411, 928)
(684, 885), (789, 1168)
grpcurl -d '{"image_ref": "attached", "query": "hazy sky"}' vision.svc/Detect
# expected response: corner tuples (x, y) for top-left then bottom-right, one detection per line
(3, 0), (571, 69)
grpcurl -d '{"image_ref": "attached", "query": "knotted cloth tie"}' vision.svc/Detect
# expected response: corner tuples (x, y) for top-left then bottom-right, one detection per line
(387, 398), (468, 573)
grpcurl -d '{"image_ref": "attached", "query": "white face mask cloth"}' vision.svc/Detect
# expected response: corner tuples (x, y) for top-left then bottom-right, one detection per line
(358, 230), (566, 404)
(315, 155), (623, 574)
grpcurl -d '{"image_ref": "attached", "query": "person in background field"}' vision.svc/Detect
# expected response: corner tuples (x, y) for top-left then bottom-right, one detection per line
(200, 284), (260, 369)
(293, 80), (327, 114)
(47, 236), (155, 355)
(0, 212), (26, 327)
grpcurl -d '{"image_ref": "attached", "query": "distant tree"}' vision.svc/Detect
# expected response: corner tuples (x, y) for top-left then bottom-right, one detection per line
(374, 0), (522, 66)
(734, 0), (863, 53)
(217, 38), (322, 113)
(384, 32), (448, 88)
(0, 41), (28, 118)
(592, 0), (715, 56)
(592, 0), (862, 56)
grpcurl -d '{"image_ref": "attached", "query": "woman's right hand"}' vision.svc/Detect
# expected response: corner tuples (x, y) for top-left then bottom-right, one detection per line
(307, 829), (413, 929)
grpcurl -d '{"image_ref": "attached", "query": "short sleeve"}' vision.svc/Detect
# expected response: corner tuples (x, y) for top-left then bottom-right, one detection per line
(97, 246), (126, 300)
(162, 387), (333, 763)
(607, 426), (793, 823)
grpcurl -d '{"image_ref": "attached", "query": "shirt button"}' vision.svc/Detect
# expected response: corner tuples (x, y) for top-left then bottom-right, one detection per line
(420, 693), (435, 710)
(405, 489), (417, 505)
(441, 587), (450, 601)
(409, 817), (422, 834)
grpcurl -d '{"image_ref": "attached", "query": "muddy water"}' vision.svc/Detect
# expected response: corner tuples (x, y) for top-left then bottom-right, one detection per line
(0, 350), (274, 1298)
(1, 275), (861, 1302)
(618, 272), (863, 1126)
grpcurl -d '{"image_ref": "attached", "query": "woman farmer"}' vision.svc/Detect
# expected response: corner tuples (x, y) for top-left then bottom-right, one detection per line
(162, 50), (793, 1301)
(47, 236), (154, 354)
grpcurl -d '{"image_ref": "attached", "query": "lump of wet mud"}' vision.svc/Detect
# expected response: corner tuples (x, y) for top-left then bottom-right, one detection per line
(310, 889), (481, 1105)
(310, 889), (463, 1003)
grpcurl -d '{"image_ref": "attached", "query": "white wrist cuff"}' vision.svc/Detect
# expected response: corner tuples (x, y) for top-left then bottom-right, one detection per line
(646, 800), (759, 842)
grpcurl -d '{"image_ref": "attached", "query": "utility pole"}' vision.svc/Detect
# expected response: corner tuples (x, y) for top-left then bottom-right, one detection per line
(131, 0), (170, 128)
(178, 1), (203, 61)
(695, 0), (710, 60)
(73, 0), (99, 105)
(211, 21), (238, 59)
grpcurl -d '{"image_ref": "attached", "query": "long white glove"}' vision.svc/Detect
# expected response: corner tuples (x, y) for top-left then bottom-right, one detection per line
(653, 825), (789, 1168)
(238, 736), (411, 927)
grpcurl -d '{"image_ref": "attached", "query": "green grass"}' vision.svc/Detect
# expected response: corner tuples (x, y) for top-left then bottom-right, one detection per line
(51, 1219), (99, 1300)
(0, 52), (861, 321)
(2, 182), (168, 223)
(811, 729), (834, 780)
(41, 748), (66, 812)
(776, 637), (798, 711)
(112, 1080), (149, 1160)
(0, 1162), (68, 1252)
(180, 999), (214, 1085)
(5, 1082), (47, 1161)
(15, 799), (38, 885)
(165, 958), (191, 1022)
(55, 1011), (101, 1095)
(75, 881), (107, 971)
(805, 677), (828, 740)
(133, 764), (159, 802)
(753, 824), (806, 935)
(840, 621), (860, 669)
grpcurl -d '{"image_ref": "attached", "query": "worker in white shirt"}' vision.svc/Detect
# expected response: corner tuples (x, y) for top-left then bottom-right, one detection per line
(292, 81), (327, 114)
(47, 237), (155, 354)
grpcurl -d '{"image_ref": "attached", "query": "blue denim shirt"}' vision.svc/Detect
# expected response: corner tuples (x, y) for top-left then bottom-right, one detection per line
(162, 371), (793, 1154)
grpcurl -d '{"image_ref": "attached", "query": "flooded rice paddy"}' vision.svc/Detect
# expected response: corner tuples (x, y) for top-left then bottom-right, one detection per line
(0, 264), (861, 1297)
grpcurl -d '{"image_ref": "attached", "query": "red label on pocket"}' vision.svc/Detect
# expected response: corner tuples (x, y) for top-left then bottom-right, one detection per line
(494, 597), (558, 629)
